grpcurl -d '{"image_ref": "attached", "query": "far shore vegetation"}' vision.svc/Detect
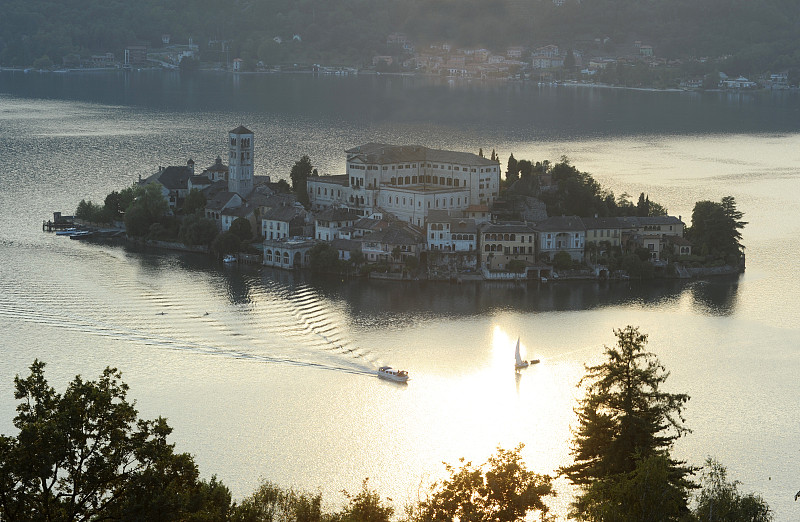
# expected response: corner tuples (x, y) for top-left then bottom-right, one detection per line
(4, 0), (800, 87)
(0, 326), (773, 520)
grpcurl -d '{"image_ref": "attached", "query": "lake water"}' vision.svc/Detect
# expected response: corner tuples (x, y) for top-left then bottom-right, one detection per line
(1, 70), (799, 518)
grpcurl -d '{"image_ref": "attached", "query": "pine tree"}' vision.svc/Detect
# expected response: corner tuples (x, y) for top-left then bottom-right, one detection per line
(560, 326), (695, 518)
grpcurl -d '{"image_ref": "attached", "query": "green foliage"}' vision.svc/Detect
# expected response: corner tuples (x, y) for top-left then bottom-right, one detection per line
(552, 251), (573, 271)
(124, 183), (169, 238)
(183, 188), (207, 215)
(211, 230), (241, 257)
(231, 481), (322, 522)
(560, 326), (695, 517)
(179, 212), (218, 247)
(335, 479), (394, 522)
(686, 196), (746, 264)
(578, 453), (691, 521)
(507, 259), (527, 273)
(693, 458), (772, 522)
(308, 242), (346, 274)
(229, 217), (253, 242)
(290, 156), (313, 208)
(505, 154), (519, 184)
(76, 198), (108, 223)
(413, 444), (553, 522)
(0, 360), (231, 521)
(3, 0), (800, 72)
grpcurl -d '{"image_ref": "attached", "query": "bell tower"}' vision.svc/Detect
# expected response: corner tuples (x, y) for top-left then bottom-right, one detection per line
(228, 125), (254, 196)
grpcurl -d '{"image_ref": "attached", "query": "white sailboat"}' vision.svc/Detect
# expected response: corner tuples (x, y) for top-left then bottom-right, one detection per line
(514, 338), (529, 369)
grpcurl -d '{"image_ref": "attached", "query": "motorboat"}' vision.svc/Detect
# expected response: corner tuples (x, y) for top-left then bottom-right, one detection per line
(56, 227), (79, 236)
(69, 230), (93, 239)
(377, 366), (409, 383)
(222, 254), (237, 263)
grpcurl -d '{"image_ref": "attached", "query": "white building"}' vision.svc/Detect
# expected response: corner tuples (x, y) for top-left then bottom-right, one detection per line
(308, 143), (501, 228)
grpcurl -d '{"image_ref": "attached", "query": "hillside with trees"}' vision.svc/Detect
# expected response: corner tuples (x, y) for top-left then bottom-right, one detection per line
(3, 0), (800, 76)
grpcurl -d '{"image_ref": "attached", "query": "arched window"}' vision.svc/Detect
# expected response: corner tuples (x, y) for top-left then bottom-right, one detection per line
(510, 234), (516, 241)
(266, 250), (272, 262)
(283, 252), (290, 264)
(485, 244), (491, 252)
(405, 176), (410, 184)
(412, 176), (417, 184)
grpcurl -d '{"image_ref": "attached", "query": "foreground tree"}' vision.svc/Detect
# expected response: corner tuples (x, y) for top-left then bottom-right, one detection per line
(232, 481), (323, 522)
(335, 479), (394, 522)
(413, 444), (553, 522)
(693, 458), (772, 521)
(560, 326), (695, 519)
(0, 360), (230, 521)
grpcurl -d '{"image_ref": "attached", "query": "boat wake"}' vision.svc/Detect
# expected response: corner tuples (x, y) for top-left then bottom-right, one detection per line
(0, 266), (377, 377)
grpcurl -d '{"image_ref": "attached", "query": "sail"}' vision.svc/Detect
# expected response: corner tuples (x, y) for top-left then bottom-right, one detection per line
(515, 338), (523, 365)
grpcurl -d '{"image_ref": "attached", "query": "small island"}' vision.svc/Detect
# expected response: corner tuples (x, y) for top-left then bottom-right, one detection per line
(63, 126), (745, 283)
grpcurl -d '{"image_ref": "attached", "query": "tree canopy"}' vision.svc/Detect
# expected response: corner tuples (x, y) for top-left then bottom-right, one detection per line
(413, 444), (553, 522)
(686, 196), (747, 264)
(560, 326), (695, 518)
(693, 458), (772, 522)
(0, 360), (230, 521)
(290, 155), (314, 208)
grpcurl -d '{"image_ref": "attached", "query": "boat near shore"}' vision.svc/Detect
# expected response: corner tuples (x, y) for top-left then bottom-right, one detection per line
(377, 366), (409, 383)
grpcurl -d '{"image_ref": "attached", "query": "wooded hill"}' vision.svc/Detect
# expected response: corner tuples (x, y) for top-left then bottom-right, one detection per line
(3, 0), (800, 75)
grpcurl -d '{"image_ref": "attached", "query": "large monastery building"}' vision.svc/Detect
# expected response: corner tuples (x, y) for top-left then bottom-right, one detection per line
(308, 143), (501, 227)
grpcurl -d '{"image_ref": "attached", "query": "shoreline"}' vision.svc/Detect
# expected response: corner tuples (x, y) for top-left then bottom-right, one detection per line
(4, 66), (795, 94)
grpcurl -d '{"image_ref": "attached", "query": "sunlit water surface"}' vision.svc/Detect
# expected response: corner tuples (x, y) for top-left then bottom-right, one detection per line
(1, 72), (799, 518)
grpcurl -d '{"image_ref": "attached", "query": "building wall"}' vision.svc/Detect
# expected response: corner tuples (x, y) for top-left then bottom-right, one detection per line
(481, 229), (536, 270)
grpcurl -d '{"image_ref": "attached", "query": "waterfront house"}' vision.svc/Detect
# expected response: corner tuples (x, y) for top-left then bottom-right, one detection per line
(262, 202), (307, 240)
(220, 204), (256, 234)
(480, 222), (537, 271)
(204, 191), (242, 229)
(426, 210), (478, 269)
(582, 216), (627, 251)
(360, 223), (424, 268)
(621, 215), (685, 261)
(314, 208), (360, 241)
(264, 237), (315, 270)
(138, 160), (195, 209)
(533, 215), (586, 263)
